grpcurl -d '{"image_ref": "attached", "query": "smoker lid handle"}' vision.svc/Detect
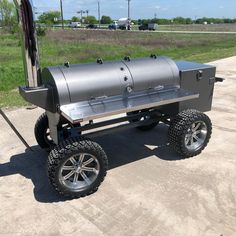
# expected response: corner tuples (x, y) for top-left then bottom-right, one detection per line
(215, 77), (225, 83)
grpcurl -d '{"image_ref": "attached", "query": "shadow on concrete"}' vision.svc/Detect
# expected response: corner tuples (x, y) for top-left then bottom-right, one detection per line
(0, 124), (183, 203)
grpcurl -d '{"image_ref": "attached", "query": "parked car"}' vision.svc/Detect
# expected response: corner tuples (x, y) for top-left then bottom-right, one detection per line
(86, 24), (98, 29)
(139, 23), (158, 31)
(68, 22), (81, 28)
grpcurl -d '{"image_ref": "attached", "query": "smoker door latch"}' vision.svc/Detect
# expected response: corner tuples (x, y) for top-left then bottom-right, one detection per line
(196, 70), (203, 81)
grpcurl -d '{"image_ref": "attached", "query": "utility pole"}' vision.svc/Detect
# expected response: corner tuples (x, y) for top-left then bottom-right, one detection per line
(98, 1), (101, 28)
(60, 0), (64, 29)
(86, 10), (89, 18)
(127, 0), (131, 30)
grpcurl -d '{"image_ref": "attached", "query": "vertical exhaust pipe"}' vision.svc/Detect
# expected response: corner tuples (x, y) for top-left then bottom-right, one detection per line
(13, 0), (42, 88)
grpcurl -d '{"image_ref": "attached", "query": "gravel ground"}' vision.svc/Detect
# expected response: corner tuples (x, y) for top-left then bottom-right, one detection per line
(0, 57), (236, 236)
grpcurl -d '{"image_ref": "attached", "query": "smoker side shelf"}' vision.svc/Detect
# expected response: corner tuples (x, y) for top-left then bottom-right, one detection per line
(60, 88), (199, 123)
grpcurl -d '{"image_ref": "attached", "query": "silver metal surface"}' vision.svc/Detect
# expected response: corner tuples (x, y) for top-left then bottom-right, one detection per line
(60, 87), (199, 123)
(42, 56), (180, 106)
(13, 0), (41, 88)
(59, 153), (100, 192)
(123, 57), (179, 92)
(184, 121), (207, 152)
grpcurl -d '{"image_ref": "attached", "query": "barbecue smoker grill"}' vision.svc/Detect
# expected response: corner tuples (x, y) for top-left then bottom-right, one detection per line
(13, 0), (223, 198)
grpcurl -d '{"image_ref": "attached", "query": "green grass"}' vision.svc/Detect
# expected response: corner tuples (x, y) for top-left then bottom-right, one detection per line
(1, 29), (236, 107)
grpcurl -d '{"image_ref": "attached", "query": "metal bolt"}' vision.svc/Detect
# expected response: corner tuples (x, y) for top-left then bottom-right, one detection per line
(127, 86), (133, 93)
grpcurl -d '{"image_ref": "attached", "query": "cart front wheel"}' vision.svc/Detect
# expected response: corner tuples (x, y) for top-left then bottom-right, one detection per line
(48, 137), (108, 198)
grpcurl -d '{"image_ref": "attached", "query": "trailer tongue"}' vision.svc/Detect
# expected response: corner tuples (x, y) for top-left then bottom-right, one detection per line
(10, 0), (223, 198)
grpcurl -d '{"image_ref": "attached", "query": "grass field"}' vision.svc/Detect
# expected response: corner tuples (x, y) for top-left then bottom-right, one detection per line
(155, 23), (236, 32)
(1, 29), (236, 107)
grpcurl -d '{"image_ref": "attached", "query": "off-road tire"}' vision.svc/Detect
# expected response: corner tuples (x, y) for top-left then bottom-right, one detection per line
(168, 109), (212, 158)
(35, 113), (81, 151)
(48, 137), (108, 198)
(34, 112), (54, 150)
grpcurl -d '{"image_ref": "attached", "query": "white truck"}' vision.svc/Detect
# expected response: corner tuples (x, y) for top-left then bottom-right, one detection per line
(117, 18), (130, 30)
(68, 22), (81, 28)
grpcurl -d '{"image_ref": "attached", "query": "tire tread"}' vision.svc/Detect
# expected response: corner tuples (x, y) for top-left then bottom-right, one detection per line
(168, 109), (212, 158)
(48, 137), (108, 198)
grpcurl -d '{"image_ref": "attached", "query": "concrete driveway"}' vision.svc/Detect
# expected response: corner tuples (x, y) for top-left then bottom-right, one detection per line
(0, 57), (236, 236)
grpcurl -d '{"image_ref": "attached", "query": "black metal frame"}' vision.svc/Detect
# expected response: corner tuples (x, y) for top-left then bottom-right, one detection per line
(68, 109), (170, 139)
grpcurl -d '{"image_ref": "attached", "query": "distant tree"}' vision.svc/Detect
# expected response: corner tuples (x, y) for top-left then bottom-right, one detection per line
(71, 16), (80, 22)
(38, 11), (61, 25)
(100, 15), (112, 24)
(185, 18), (193, 24)
(173, 17), (187, 24)
(0, 0), (17, 32)
(152, 18), (172, 25)
(137, 19), (142, 25)
(85, 15), (97, 24)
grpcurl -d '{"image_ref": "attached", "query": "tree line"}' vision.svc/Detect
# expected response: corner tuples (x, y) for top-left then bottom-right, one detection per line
(138, 17), (236, 25)
(37, 11), (113, 25)
(35, 12), (236, 26)
(0, 0), (17, 33)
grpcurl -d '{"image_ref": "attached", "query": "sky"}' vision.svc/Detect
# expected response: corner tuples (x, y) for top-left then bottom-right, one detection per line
(31, 0), (236, 20)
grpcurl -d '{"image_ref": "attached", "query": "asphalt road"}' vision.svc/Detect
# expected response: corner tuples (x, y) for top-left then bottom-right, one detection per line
(0, 57), (236, 236)
(81, 28), (236, 34)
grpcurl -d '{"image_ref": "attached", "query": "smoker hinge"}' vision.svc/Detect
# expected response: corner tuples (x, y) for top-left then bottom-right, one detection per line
(64, 62), (70, 68)
(124, 56), (131, 62)
(150, 54), (157, 59)
(97, 58), (103, 64)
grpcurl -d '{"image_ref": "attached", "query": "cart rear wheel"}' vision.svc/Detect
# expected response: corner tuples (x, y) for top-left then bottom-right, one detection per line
(168, 109), (212, 158)
(48, 137), (108, 198)
(127, 111), (159, 131)
(35, 113), (81, 151)
(34, 113), (54, 150)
